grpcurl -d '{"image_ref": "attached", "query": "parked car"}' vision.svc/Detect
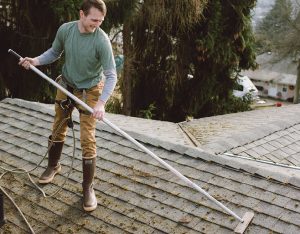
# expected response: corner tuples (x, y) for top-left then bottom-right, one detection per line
(233, 75), (258, 99)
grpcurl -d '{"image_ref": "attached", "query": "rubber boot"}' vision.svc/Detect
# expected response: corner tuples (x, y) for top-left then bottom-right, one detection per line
(38, 136), (63, 184)
(82, 157), (97, 212)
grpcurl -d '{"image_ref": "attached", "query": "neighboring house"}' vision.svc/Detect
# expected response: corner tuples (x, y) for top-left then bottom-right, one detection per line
(242, 69), (296, 101)
(1, 98), (300, 233)
(241, 52), (299, 102)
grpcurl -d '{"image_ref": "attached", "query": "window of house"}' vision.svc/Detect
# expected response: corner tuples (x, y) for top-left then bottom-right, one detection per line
(256, 86), (264, 91)
(233, 83), (244, 91)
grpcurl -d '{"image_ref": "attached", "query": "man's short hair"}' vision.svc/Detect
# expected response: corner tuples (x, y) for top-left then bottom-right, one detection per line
(80, 0), (107, 16)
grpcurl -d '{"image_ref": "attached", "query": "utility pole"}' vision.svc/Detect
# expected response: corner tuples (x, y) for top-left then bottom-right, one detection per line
(293, 59), (300, 104)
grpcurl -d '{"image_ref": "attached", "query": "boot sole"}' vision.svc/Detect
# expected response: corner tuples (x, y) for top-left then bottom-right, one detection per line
(83, 202), (97, 212)
(38, 165), (62, 184)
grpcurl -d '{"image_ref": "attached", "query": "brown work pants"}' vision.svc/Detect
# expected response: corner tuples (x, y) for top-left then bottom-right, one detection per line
(52, 77), (100, 159)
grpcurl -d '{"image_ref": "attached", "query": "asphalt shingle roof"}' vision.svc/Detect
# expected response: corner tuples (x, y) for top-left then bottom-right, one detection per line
(225, 123), (300, 166)
(1, 98), (300, 233)
(180, 104), (300, 155)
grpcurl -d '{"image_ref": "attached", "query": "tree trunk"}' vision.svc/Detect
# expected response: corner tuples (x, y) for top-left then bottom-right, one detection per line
(293, 59), (300, 104)
(122, 20), (132, 115)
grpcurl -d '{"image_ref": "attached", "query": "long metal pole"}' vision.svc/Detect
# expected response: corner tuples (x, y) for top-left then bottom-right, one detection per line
(8, 49), (244, 222)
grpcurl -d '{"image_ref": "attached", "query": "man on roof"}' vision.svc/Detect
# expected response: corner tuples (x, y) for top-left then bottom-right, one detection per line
(19, 0), (117, 212)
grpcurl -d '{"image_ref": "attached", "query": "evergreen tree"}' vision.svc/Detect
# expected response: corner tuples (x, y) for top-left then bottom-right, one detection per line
(125, 0), (257, 121)
(1, 0), (258, 123)
(256, 0), (293, 54)
(0, 0), (81, 102)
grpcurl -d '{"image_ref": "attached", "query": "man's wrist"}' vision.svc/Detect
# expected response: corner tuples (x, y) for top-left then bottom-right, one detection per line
(98, 99), (106, 106)
(33, 57), (40, 66)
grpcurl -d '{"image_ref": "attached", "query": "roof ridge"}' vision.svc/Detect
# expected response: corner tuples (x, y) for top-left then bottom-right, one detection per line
(181, 103), (300, 122)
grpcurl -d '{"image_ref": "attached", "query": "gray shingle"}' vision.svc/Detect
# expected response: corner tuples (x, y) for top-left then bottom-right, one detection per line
(261, 142), (277, 152)
(251, 145), (270, 156)
(288, 176), (300, 188)
(255, 201), (286, 217)
(284, 200), (300, 214)
(268, 140), (284, 149)
(286, 155), (299, 165)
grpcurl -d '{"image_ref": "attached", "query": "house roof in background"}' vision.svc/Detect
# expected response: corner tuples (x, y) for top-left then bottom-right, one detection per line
(1, 98), (300, 233)
(255, 53), (298, 75)
(242, 69), (297, 85)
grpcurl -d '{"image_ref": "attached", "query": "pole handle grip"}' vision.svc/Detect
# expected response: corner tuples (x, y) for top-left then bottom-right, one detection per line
(8, 49), (23, 60)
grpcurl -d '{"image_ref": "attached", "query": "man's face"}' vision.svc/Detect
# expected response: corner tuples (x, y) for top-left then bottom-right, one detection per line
(80, 7), (105, 33)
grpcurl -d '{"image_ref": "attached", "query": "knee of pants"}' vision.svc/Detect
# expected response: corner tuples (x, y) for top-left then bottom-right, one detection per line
(81, 135), (97, 158)
(80, 113), (97, 157)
